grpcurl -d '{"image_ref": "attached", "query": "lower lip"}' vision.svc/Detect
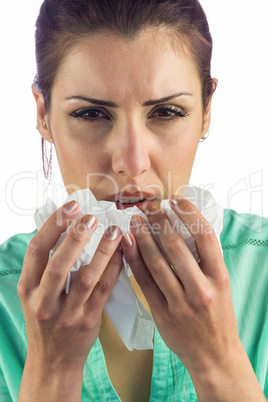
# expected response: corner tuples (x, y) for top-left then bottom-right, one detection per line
(115, 199), (156, 212)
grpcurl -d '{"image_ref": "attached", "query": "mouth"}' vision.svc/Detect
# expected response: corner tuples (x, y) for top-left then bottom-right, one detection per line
(107, 192), (160, 212)
(115, 198), (157, 212)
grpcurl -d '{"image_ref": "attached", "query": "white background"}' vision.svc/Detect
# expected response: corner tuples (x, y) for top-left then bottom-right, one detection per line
(0, 0), (267, 244)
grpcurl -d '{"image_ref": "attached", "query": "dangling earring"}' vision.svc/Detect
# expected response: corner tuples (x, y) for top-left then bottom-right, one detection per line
(41, 137), (53, 181)
(199, 130), (210, 143)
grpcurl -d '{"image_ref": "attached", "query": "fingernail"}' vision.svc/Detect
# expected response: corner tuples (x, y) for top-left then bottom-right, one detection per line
(122, 233), (133, 248)
(81, 215), (96, 229)
(105, 226), (121, 241)
(131, 216), (143, 229)
(170, 196), (183, 205)
(63, 200), (79, 213)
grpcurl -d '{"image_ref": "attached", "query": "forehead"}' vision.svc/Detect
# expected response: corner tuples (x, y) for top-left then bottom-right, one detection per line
(53, 29), (201, 103)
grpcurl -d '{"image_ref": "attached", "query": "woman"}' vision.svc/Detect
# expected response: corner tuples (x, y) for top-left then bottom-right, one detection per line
(0, 0), (267, 400)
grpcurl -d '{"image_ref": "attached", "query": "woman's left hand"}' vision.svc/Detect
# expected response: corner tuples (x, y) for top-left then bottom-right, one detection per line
(121, 195), (265, 400)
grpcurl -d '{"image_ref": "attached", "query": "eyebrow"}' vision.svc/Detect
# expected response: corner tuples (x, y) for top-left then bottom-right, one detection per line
(143, 92), (193, 106)
(64, 92), (193, 108)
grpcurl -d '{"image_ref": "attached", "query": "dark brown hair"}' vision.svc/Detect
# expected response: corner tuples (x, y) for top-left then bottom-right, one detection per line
(34, 0), (215, 113)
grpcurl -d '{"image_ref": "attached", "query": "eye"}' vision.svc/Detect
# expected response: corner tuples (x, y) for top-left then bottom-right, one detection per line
(69, 107), (109, 121)
(149, 105), (189, 120)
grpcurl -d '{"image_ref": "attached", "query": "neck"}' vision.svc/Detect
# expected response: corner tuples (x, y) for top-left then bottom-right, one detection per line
(99, 275), (151, 349)
(130, 275), (151, 313)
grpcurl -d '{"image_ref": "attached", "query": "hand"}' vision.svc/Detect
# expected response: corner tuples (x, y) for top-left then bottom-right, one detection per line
(18, 200), (123, 400)
(121, 196), (265, 400)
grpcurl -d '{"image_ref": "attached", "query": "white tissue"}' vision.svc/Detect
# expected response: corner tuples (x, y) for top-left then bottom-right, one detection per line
(34, 185), (224, 351)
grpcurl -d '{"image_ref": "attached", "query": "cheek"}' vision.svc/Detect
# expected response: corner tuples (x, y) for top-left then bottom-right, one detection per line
(159, 118), (201, 166)
(155, 120), (201, 191)
(160, 140), (199, 180)
(57, 140), (105, 173)
(50, 120), (108, 187)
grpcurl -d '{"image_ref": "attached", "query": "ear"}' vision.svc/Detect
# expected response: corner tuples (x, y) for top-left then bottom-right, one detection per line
(32, 84), (54, 144)
(200, 78), (218, 140)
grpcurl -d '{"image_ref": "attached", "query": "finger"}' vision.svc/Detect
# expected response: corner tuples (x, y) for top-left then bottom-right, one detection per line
(121, 232), (168, 313)
(84, 247), (123, 315)
(129, 216), (185, 304)
(170, 196), (225, 279)
(21, 200), (80, 290)
(39, 214), (98, 305)
(146, 207), (206, 291)
(67, 225), (122, 309)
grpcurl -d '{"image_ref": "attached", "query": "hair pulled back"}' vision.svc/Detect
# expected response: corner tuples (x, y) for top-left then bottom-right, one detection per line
(35, 0), (214, 112)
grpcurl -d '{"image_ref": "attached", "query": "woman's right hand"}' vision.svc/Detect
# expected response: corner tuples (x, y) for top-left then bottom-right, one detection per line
(18, 200), (123, 401)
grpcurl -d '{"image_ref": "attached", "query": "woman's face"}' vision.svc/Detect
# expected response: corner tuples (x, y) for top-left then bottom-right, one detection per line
(34, 29), (213, 211)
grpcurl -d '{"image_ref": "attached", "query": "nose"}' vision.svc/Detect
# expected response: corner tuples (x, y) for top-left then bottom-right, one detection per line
(111, 126), (151, 177)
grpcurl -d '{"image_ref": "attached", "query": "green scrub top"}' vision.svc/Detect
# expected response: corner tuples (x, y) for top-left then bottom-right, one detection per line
(0, 209), (268, 401)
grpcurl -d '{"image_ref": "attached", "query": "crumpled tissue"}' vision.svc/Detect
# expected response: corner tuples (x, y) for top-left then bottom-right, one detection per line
(34, 185), (224, 351)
